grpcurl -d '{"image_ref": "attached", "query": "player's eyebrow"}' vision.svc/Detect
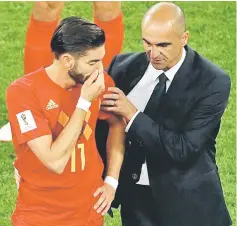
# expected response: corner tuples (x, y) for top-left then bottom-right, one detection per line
(87, 59), (101, 63)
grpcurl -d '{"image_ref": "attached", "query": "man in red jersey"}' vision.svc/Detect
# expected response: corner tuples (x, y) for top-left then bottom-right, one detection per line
(6, 16), (125, 226)
(0, 1), (124, 141)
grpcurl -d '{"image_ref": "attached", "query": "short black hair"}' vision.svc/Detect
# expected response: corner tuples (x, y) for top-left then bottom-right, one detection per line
(51, 16), (105, 59)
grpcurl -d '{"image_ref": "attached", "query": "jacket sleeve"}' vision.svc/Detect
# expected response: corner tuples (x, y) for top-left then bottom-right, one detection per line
(127, 74), (231, 163)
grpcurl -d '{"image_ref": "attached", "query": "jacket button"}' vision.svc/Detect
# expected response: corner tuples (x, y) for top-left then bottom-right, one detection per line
(132, 173), (138, 180)
(136, 140), (143, 147)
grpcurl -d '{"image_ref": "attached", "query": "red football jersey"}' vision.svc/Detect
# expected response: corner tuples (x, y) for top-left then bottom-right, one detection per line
(6, 67), (114, 226)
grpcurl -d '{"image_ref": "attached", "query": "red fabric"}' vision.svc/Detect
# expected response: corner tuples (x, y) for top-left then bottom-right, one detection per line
(7, 68), (114, 225)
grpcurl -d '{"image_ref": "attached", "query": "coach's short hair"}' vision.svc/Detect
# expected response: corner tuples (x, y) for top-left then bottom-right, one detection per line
(51, 16), (105, 59)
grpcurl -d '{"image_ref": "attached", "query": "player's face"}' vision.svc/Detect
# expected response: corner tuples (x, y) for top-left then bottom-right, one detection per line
(142, 23), (188, 71)
(69, 45), (105, 84)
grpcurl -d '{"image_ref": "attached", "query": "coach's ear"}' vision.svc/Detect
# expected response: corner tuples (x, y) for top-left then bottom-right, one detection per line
(181, 31), (189, 47)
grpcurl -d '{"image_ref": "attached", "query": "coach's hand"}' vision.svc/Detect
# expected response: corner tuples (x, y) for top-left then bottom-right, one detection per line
(101, 87), (137, 123)
(93, 183), (115, 215)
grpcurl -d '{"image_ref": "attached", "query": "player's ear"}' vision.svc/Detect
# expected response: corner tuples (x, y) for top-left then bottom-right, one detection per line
(60, 53), (74, 69)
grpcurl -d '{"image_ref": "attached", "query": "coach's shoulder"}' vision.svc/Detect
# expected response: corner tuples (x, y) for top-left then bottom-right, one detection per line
(197, 56), (231, 100)
(197, 52), (230, 81)
(107, 52), (145, 73)
(113, 52), (145, 64)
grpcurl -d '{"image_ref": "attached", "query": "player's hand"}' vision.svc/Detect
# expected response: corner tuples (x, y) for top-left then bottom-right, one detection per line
(97, 61), (104, 75)
(32, 1), (64, 22)
(93, 183), (115, 215)
(80, 69), (105, 102)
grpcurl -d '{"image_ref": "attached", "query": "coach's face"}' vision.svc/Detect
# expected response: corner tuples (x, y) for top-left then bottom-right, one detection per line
(142, 21), (188, 71)
(68, 45), (105, 84)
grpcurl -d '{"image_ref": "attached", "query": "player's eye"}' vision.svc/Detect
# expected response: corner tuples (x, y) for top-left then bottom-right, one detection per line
(89, 62), (96, 66)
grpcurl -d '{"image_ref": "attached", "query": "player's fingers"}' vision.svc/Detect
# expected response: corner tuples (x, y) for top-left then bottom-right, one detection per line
(97, 61), (104, 74)
(95, 71), (104, 85)
(93, 72), (105, 94)
(85, 69), (99, 86)
(96, 199), (108, 214)
(102, 202), (112, 216)
(94, 193), (106, 210)
(93, 186), (103, 197)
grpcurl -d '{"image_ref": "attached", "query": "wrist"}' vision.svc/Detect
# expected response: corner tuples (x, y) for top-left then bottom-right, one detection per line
(76, 96), (91, 112)
(104, 176), (118, 190)
(125, 108), (137, 123)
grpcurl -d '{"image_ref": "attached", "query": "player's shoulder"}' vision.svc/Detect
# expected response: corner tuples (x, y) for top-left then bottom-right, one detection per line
(7, 67), (45, 95)
(103, 71), (115, 87)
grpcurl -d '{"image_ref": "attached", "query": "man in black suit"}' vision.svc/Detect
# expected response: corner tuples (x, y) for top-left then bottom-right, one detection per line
(99, 2), (232, 226)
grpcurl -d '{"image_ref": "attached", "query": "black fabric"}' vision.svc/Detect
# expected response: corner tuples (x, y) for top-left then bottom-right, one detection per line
(120, 185), (160, 226)
(144, 73), (168, 120)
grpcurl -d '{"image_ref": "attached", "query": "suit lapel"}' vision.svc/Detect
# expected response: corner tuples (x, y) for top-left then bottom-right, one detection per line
(163, 45), (197, 101)
(120, 53), (149, 95)
(144, 46), (201, 125)
(158, 46), (215, 129)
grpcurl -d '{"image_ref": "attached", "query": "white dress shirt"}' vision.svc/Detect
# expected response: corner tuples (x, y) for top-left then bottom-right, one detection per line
(125, 48), (186, 185)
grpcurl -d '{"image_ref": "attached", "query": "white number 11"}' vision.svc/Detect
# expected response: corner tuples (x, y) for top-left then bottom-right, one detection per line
(71, 143), (85, 172)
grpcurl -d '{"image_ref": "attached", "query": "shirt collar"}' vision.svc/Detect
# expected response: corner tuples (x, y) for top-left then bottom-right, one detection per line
(165, 47), (186, 82)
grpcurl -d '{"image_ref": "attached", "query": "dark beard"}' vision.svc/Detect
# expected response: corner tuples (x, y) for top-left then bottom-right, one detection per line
(68, 68), (86, 84)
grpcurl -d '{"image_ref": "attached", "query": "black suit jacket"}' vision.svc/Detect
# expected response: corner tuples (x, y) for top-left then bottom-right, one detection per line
(96, 46), (232, 226)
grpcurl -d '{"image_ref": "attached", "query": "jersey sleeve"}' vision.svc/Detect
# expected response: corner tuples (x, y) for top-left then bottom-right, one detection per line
(98, 72), (115, 120)
(6, 84), (51, 145)
(94, 12), (124, 69)
(24, 14), (59, 74)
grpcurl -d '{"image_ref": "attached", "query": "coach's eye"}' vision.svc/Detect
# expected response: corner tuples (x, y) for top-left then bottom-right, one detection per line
(157, 43), (170, 48)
